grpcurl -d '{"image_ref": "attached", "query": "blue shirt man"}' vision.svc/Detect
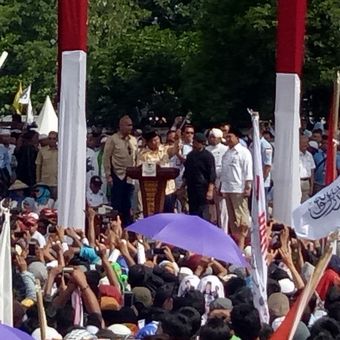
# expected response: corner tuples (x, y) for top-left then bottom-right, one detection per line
(313, 140), (340, 186)
(0, 145), (11, 175)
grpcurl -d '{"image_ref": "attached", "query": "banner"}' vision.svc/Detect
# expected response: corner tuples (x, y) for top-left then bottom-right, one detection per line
(249, 110), (269, 324)
(292, 176), (340, 240)
(0, 202), (13, 326)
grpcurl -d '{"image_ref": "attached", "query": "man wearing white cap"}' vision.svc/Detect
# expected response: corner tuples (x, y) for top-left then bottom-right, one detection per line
(206, 128), (229, 232)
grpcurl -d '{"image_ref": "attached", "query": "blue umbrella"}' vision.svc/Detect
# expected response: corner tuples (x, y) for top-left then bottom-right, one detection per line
(0, 324), (34, 340)
(127, 213), (248, 267)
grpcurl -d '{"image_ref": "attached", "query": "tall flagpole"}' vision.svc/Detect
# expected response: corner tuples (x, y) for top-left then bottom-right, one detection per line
(273, 0), (307, 225)
(58, 0), (88, 229)
(325, 72), (340, 185)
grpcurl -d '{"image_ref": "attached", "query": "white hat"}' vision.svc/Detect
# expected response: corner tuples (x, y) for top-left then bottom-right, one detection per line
(108, 324), (132, 336)
(32, 326), (62, 340)
(39, 134), (48, 141)
(178, 267), (193, 282)
(308, 141), (319, 149)
(209, 128), (223, 138)
(244, 246), (252, 257)
(278, 278), (295, 294)
(100, 136), (108, 144)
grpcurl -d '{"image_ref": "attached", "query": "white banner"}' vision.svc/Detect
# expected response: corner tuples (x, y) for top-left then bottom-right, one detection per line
(292, 176), (340, 240)
(0, 202), (13, 326)
(249, 110), (269, 324)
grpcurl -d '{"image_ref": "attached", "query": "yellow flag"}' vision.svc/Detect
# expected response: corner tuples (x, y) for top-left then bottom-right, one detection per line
(12, 81), (23, 114)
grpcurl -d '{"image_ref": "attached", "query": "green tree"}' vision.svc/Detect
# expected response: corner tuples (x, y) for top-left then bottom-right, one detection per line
(181, 0), (340, 127)
(0, 0), (57, 114)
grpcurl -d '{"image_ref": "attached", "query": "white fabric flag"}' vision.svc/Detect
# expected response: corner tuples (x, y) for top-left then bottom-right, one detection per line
(19, 85), (31, 104)
(292, 176), (340, 240)
(249, 111), (269, 324)
(58, 51), (87, 229)
(273, 73), (301, 225)
(0, 51), (8, 69)
(19, 85), (34, 124)
(0, 203), (13, 326)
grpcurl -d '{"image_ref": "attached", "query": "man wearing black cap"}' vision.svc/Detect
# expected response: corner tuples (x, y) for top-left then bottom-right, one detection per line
(182, 133), (216, 218)
(86, 175), (108, 207)
(220, 127), (253, 243)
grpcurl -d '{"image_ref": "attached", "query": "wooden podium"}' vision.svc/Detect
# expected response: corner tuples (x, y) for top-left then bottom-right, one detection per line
(126, 165), (179, 216)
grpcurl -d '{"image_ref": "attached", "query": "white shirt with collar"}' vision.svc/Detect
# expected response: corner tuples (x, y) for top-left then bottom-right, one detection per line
(31, 230), (47, 248)
(86, 189), (108, 207)
(299, 150), (315, 178)
(220, 143), (253, 193)
(206, 143), (228, 184)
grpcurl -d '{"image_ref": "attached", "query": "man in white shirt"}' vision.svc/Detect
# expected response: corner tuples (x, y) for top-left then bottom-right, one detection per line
(206, 128), (229, 232)
(299, 135), (315, 203)
(86, 175), (108, 208)
(220, 128), (253, 243)
(26, 213), (47, 248)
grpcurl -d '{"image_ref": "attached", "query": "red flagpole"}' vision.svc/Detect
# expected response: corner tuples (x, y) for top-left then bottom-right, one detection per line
(325, 72), (340, 185)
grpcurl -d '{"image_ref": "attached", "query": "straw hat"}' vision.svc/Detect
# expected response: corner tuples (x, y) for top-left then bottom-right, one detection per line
(9, 180), (29, 191)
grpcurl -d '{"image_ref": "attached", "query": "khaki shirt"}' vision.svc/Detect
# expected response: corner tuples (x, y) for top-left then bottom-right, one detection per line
(137, 145), (175, 195)
(35, 147), (58, 186)
(103, 132), (137, 180)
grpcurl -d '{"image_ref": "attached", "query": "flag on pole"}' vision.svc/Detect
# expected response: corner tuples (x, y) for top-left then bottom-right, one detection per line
(271, 247), (333, 340)
(0, 51), (8, 69)
(273, 0), (307, 225)
(0, 202), (13, 326)
(12, 81), (23, 114)
(325, 72), (340, 185)
(19, 84), (34, 124)
(249, 110), (269, 324)
(292, 175), (340, 240)
(58, 0), (87, 229)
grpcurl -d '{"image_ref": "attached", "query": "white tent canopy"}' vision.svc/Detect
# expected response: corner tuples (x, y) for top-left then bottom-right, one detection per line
(36, 95), (58, 135)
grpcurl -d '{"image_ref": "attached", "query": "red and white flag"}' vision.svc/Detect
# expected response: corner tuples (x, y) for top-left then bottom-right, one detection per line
(325, 72), (340, 185)
(57, 0), (88, 229)
(249, 110), (269, 324)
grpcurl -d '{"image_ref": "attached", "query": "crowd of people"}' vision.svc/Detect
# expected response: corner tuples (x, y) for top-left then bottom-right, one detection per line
(2, 114), (340, 340)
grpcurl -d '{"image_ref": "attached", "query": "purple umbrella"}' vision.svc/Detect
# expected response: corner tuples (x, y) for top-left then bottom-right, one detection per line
(0, 324), (34, 340)
(127, 213), (248, 267)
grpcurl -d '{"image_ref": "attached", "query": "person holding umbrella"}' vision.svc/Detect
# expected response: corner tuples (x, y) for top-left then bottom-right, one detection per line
(182, 133), (216, 219)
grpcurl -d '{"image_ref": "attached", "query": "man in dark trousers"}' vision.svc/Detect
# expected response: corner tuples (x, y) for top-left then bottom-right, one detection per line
(183, 133), (216, 219)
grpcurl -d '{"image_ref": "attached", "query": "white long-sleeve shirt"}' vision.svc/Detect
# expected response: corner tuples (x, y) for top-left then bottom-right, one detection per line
(220, 143), (253, 193)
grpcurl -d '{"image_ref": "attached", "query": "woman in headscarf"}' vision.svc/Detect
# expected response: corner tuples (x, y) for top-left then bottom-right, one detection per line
(21, 197), (37, 214)
(33, 184), (55, 213)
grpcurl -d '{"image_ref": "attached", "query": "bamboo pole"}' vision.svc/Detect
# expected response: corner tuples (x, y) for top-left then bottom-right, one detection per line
(36, 279), (47, 340)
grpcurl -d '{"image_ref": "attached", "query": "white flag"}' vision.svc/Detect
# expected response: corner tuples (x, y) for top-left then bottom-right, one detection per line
(292, 176), (340, 240)
(19, 85), (34, 124)
(249, 110), (269, 324)
(19, 85), (31, 105)
(0, 203), (13, 326)
(0, 51), (8, 69)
